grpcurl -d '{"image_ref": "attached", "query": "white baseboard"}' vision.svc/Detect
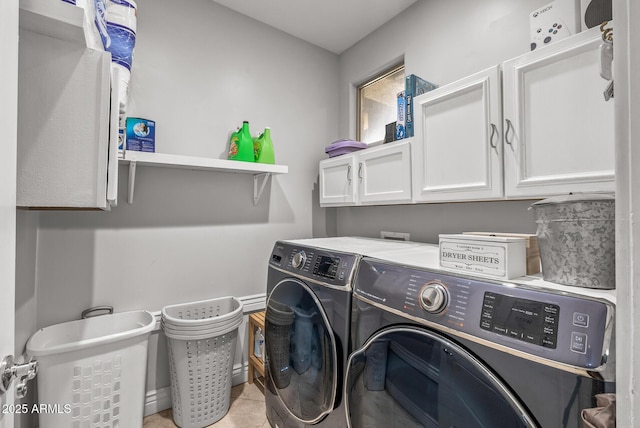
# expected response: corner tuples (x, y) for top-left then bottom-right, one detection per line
(144, 386), (172, 416)
(144, 362), (250, 417)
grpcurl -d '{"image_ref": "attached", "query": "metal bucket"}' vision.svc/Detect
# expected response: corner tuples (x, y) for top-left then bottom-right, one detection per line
(530, 194), (615, 289)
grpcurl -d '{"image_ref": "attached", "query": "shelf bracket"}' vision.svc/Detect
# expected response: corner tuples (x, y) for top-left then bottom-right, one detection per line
(253, 173), (271, 206)
(127, 160), (137, 204)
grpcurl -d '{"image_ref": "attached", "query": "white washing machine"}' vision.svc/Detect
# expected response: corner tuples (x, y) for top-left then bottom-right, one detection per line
(264, 237), (430, 428)
(345, 246), (615, 428)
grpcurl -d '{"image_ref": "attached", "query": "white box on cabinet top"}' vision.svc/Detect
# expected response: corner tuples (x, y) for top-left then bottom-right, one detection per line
(319, 140), (412, 207)
(412, 65), (504, 202)
(502, 26), (614, 198)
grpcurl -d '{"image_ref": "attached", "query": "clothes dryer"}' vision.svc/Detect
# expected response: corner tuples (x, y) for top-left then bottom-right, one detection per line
(346, 251), (615, 428)
(264, 238), (428, 428)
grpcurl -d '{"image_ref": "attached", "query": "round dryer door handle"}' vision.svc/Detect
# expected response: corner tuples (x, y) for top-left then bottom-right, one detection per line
(420, 282), (448, 313)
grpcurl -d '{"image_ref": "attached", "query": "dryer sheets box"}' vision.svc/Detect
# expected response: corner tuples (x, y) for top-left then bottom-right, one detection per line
(439, 234), (527, 280)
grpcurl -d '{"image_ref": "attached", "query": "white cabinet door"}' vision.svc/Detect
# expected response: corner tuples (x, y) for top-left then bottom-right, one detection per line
(16, 29), (114, 209)
(358, 140), (412, 205)
(412, 66), (503, 202)
(502, 27), (615, 198)
(319, 154), (356, 206)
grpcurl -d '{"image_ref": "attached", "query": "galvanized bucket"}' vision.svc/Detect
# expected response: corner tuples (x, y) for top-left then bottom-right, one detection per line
(530, 194), (615, 289)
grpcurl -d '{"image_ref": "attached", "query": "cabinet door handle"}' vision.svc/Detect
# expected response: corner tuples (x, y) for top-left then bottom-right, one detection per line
(489, 123), (499, 149)
(347, 164), (352, 183)
(358, 163), (363, 179)
(504, 119), (515, 146)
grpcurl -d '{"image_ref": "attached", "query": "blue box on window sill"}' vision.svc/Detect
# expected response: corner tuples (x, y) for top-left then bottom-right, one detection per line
(126, 117), (155, 152)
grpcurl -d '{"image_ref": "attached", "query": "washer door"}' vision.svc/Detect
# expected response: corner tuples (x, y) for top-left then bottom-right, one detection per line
(265, 278), (338, 424)
(345, 326), (538, 428)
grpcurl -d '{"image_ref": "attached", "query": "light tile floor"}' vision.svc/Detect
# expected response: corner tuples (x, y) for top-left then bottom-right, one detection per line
(143, 382), (269, 428)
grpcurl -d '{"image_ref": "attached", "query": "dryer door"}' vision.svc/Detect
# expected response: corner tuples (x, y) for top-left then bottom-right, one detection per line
(345, 326), (538, 428)
(265, 278), (338, 424)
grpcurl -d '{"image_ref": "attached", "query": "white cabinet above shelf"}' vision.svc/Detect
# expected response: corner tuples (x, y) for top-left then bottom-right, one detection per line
(19, 0), (85, 45)
(120, 151), (289, 205)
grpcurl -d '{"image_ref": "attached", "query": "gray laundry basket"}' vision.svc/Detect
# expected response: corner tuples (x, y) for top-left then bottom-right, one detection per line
(161, 296), (243, 428)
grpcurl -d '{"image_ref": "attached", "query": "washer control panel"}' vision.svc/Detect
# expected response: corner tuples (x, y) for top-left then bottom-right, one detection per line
(269, 242), (359, 287)
(480, 292), (560, 349)
(354, 258), (613, 370)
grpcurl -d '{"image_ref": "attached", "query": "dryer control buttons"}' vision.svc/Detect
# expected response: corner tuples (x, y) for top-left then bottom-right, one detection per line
(292, 251), (307, 269)
(419, 282), (448, 314)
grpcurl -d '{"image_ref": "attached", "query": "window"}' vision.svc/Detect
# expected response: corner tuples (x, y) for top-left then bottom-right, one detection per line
(357, 64), (405, 145)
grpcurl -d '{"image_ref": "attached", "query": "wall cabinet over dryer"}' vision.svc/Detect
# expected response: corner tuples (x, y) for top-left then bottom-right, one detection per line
(410, 26), (613, 203)
(411, 66), (504, 203)
(319, 140), (412, 207)
(502, 26), (615, 197)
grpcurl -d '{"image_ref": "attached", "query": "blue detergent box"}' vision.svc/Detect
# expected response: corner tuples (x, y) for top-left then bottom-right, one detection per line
(396, 91), (406, 140)
(405, 74), (438, 138)
(126, 118), (155, 152)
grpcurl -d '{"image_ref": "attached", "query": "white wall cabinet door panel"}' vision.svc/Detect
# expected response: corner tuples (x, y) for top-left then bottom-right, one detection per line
(17, 30), (113, 209)
(412, 66), (503, 202)
(358, 140), (412, 205)
(503, 27), (615, 198)
(319, 155), (357, 206)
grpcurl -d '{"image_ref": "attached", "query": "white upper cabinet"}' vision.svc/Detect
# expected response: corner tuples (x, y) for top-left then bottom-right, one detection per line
(358, 140), (412, 205)
(319, 154), (357, 206)
(319, 140), (412, 207)
(412, 66), (503, 202)
(502, 27), (615, 198)
(16, 1), (117, 210)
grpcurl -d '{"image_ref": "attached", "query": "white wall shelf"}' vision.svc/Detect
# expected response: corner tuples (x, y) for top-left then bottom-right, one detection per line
(19, 0), (85, 45)
(120, 151), (288, 205)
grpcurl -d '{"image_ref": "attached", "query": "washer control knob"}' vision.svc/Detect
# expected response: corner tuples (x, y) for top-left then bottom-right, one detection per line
(292, 251), (307, 269)
(420, 282), (448, 313)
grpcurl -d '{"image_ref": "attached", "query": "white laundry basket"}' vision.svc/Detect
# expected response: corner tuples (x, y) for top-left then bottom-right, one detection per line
(162, 296), (243, 428)
(26, 310), (155, 428)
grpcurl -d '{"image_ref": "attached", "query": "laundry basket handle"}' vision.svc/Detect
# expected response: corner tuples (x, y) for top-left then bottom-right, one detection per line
(81, 306), (114, 319)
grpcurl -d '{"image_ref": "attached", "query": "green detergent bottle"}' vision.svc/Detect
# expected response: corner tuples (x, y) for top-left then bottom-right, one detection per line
(228, 121), (255, 162)
(255, 127), (275, 164)
(253, 132), (261, 162)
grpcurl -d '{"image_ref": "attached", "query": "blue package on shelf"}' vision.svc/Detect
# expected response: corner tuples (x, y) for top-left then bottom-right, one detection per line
(396, 91), (406, 140)
(405, 74), (438, 138)
(126, 118), (155, 152)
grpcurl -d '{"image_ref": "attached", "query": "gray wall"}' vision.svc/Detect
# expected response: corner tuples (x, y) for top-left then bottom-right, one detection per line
(334, 0), (550, 241)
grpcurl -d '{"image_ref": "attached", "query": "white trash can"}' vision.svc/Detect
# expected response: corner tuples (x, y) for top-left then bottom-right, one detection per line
(162, 296), (243, 428)
(26, 311), (155, 428)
